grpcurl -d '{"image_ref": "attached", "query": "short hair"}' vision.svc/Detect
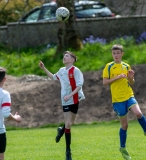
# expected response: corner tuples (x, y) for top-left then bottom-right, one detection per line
(63, 51), (77, 62)
(0, 67), (6, 82)
(111, 44), (123, 52)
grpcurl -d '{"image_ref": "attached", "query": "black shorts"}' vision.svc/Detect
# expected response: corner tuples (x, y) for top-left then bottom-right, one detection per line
(0, 133), (6, 153)
(63, 103), (79, 114)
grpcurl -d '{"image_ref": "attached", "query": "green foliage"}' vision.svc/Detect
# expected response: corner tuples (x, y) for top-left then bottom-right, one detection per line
(5, 121), (146, 160)
(1, 40), (146, 76)
(0, 0), (43, 25)
(111, 36), (135, 47)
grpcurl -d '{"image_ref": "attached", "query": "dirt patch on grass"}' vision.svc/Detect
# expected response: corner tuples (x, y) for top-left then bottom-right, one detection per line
(4, 64), (146, 128)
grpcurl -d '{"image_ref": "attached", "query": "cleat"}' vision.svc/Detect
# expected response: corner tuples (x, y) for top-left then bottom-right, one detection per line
(119, 147), (131, 160)
(66, 151), (72, 160)
(55, 127), (62, 143)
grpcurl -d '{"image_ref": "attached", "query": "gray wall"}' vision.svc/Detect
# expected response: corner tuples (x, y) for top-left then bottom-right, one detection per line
(0, 15), (146, 49)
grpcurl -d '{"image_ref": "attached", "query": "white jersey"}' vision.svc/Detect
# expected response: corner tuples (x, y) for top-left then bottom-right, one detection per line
(0, 88), (11, 134)
(53, 66), (85, 106)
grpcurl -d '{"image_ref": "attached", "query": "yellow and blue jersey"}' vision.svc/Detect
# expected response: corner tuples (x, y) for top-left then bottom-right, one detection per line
(102, 61), (134, 103)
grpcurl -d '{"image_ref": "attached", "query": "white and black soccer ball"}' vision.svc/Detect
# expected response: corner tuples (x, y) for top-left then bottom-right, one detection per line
(56, 7), (70, 22)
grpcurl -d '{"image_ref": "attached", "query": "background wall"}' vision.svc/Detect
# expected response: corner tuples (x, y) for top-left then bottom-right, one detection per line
(0, 15), (146, 49)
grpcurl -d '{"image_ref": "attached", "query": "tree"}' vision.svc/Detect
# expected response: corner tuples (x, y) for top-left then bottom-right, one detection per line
(56, 0), (83, 53)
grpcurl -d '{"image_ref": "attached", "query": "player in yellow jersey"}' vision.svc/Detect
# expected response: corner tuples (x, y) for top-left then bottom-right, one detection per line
(102, 44), (146, 160)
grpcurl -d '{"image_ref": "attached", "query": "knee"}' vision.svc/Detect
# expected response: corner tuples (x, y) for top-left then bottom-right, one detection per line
(135, 112), (143, 119)
(122, 124), (128, 130)
(65, 122), (72, 128)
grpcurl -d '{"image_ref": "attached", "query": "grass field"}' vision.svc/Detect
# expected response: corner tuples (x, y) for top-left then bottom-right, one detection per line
(5, 120), (146, 160)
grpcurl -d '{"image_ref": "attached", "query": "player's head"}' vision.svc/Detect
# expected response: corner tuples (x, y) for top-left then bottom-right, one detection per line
(111, 44), (124, 63)
(111, 44), (123, 52)
(63, 51), (77, 64)
(0, 67), (6, 84)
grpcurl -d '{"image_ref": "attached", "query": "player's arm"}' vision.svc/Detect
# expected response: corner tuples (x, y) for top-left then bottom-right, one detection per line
(39, 60), (53, 79)
(103, 74), (127, 86)
(7, 112), (21, 122)
(127, 69), (135, 85)
(2, 97), (21, 122)
(63, 86), (81, 102)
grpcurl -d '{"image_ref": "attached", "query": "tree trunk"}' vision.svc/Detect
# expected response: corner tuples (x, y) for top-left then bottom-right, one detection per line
(56, 0), (83, 53)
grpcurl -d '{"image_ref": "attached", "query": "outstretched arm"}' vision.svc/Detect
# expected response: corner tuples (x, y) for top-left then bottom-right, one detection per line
(39, 60), (53, 80)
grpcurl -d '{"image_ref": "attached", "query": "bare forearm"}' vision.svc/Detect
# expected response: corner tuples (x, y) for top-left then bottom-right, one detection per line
(70, 86), (81, 97)
(43, 67), (53, 79)
(128, 77), (135, 85)
(63, 86), (81, 102)
(7, 113), (16, 121)
(103, 77), (118, 85)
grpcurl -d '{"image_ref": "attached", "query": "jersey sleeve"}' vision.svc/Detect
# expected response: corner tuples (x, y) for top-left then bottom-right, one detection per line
(53, 69), (60, 80)
(74, 68), (84, 87)
(2, 91), (11, 118)
(102, 64), (109, 79)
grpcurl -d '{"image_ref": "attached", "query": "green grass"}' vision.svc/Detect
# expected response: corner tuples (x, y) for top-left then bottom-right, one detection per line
(5, 120), (146, 160)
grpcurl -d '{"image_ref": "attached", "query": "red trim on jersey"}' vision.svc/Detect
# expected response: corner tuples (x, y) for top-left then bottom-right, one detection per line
(68, 66), (79, 104)
(2, 103), (11, 107)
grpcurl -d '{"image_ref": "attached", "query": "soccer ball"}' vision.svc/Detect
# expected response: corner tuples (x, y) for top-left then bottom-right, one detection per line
(56, 7), (70, 22)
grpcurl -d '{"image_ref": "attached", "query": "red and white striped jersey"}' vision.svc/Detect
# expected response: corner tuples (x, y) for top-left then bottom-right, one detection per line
(0, 88), (11, 134)
(53, 66), (85, 106)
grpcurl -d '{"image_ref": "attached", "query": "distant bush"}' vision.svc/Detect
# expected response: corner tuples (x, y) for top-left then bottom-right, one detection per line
(136, 31), (146, 44)
(83, 35), (106, 45)
(1, 33), (146, 76)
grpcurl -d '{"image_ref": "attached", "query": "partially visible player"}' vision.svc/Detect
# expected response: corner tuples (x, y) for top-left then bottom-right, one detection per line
(102, 44), (146, 160)
(0, 67), (21, 160)
(39, 51), (85, 160)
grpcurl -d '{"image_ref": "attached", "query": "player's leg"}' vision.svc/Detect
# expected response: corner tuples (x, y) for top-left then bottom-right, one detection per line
(64, 111), (73, 160)
(113, 102), (131, 160)
(55, 124), (65, 143)
(55, 103), (78, 143)
(0, 133), (6, 160)
(119, 116), (131, 160)
(64, 103), (79, 160)
(55, 105), (71, 143)
(119, 116), (128, 148)
(127, 97), (146, 134)
(0, 153), (4, 160)
(130, 103), (146, 134)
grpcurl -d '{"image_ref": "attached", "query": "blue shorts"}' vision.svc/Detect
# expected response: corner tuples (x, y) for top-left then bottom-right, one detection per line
(113, 97), (137, 117)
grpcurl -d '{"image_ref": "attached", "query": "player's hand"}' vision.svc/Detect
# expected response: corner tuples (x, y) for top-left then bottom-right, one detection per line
(39, 60), (45, 69)
(128, 69), (134, 79)
(14, 112), (21, 122)
(117, 74), (127, 79)
(63, 95), (71, 102)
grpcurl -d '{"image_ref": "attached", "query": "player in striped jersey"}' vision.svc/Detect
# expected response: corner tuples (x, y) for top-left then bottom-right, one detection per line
(0, 67), (21, 160)
(102, 44), (146, 160)
(39, 51), (85, 160)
